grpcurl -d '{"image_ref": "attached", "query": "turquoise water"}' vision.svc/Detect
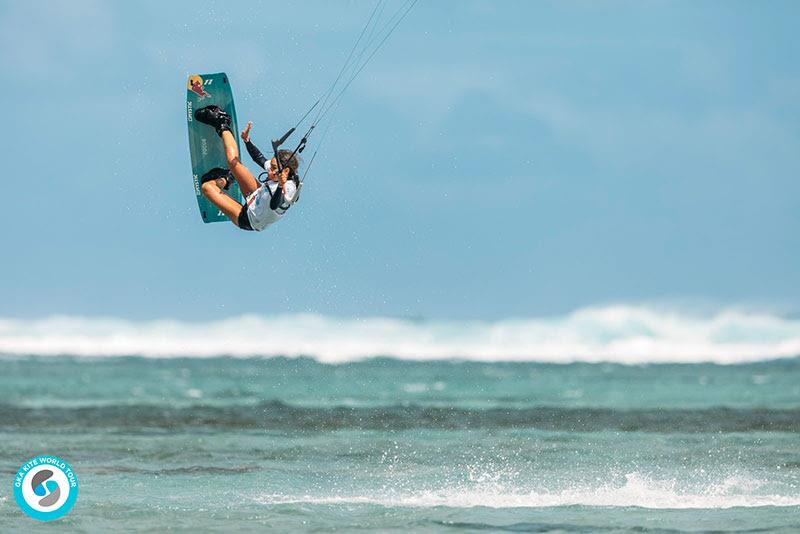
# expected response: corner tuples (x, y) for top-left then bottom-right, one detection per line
(1, 357), (799, 532)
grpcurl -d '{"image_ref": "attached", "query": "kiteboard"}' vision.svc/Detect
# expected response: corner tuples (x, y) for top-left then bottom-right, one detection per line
(186, 72), (243, 223)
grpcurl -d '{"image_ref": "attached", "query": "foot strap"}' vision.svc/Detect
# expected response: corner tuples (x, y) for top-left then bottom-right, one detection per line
(200, 168), (232, 190)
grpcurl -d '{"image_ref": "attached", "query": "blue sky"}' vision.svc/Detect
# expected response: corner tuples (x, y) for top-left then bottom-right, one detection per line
(1, 0), (798, 320)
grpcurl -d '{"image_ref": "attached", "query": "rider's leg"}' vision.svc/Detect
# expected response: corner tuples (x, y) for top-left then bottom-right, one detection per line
(201, 179), (246, 227)
(220, 130), (259, 197)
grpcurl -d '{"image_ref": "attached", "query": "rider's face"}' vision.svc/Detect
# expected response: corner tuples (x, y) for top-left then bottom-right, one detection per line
(267, 157), (279, 180)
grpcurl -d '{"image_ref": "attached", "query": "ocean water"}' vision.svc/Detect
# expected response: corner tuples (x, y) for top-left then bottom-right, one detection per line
(1, 309), (799, 532)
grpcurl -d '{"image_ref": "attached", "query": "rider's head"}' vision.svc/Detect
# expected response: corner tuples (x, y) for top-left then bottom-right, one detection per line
(268, 150), (300, 181)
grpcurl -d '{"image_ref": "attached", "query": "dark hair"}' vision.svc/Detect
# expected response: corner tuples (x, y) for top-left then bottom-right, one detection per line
(277, 149), (300, 174)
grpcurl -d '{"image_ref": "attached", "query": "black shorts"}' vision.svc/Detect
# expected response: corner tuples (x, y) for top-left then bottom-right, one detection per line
(237, 205), (254, 231)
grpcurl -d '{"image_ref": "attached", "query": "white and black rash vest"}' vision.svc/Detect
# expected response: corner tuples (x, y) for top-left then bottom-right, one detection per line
(243, 139), (298, 231)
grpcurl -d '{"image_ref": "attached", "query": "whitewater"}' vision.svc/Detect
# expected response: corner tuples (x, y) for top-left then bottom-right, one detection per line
(2, 304), (799, 363)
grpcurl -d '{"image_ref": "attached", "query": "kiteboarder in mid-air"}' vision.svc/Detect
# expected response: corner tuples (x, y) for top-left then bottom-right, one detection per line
(188, 1), (418, 231)
(195, 105), (300, 232)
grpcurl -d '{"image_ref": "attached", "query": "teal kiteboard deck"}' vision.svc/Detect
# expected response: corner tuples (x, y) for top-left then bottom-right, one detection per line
(186, 72), (243, 223)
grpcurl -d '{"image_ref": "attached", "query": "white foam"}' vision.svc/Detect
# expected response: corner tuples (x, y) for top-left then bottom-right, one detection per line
(1, 305), (800, 363)
(257, 472), (800, 509)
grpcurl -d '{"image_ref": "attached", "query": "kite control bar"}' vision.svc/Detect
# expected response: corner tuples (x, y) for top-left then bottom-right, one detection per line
(271, 125), (313, 175)
(271, 127), (296, 172)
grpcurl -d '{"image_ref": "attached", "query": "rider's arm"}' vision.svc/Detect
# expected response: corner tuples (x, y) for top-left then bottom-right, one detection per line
(241, 122), (270, 171)
(244, 139), (269, 171)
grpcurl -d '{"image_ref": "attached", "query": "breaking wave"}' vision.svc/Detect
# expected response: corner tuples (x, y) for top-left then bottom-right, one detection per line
(258, 471), (800, 509)
(1, 305), (800, 363)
